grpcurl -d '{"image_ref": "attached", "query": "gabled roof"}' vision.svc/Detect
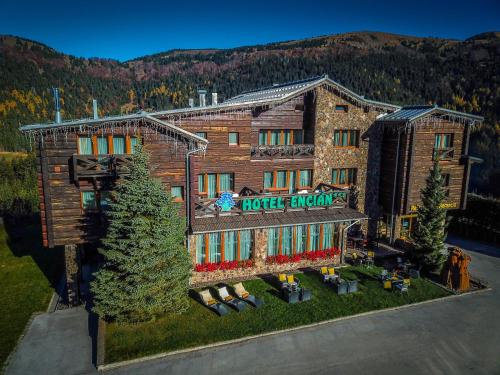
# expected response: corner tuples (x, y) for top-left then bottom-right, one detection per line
(379, 105), (483, 123)
(152, 74), (400, 117)
(20, 113), (208, 145)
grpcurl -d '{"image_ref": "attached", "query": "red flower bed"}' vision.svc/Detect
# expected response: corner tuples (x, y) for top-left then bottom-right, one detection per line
(195, 259), (254, 272)
(266, 248), (341, 265)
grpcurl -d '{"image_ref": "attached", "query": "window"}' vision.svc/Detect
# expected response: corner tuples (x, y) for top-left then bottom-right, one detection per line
(258, 129), (303, 145)
(434, 133), (453, 149)
(332, 168), (357, 186)
(266, 223), (339, 257)
(335, 105), (348, 112)
(81, 190), (111, 211)
(333, 130), (359, 147)
(196, 230), (253, 264)
(400, 216), (417, 240)
(129, 137), (139, 154)
(198, 173), (234, 198)
(97, 136), (108, 155)
(77, 135), (139, 155)
(78, 137), (93, 155)
(228, 132), (239, 145)
(81, 191), (97, 210)
(171, 186), (184, 202)
(100, 191), (112, 210)
(195, 132), (207, 139)
(442, 173), (451, 197)
(113, 136), (125, 154)
(263, 169), (313, 192)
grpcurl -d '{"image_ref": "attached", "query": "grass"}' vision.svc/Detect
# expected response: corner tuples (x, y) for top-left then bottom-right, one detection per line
(105, 266), (451, 363)
(0, 220), (63, 368)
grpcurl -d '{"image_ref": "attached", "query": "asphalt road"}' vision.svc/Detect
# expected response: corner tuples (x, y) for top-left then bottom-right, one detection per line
(6, 236), (500, 375)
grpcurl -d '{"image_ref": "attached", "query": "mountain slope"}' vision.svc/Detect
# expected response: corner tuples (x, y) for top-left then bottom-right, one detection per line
(0, 31), (499, 194)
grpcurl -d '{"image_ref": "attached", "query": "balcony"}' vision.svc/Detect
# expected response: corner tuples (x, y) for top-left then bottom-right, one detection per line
(250, 144), (315, 159)
(433, 147), (455, 161)
(72, 154), (133, 180)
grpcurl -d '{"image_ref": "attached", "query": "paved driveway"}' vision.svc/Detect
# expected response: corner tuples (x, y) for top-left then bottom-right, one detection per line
(6, 237), (500, 375)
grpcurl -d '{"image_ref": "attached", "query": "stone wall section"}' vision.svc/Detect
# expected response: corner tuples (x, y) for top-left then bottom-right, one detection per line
(313, 87), (386, 236)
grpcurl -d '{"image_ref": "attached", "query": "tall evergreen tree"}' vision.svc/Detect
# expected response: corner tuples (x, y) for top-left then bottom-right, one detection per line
(91, 145), (191, 322)
(411, 161), (447, 273)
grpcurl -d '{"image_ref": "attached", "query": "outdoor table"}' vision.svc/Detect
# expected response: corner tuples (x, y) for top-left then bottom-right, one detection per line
(300, 288), (312, 301)
(334, 279), (348, 295)
(282, 287), (300, 304)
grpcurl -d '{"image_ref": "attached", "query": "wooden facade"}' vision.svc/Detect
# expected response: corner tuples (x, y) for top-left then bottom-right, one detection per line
(21, 75), (483, 293)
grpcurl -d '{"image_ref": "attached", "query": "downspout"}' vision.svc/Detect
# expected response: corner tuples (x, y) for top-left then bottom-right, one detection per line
(185, 146), (204, 254)
(341, 219), (360, 264)
(389, 126), (403, 244)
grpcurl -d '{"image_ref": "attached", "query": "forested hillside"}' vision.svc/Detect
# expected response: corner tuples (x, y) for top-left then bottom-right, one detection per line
(0, 31), (499, 195)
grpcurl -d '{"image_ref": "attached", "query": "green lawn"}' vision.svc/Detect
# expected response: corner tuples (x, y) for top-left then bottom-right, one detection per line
(0, 220), (63, 367)
(106, 266), (450, 363)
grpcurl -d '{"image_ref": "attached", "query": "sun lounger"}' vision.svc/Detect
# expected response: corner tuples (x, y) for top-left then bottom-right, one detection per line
(199, 289), (229, 316)
(217, 286), (247, 312)
(233, 282), (264, 308)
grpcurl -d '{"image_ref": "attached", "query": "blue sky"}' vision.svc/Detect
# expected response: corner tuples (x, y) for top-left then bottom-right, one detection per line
(1, 0), (499, 61)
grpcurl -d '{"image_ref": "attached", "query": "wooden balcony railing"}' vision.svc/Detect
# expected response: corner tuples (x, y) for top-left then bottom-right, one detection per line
(72, 154), (133, 179)
(433, 147), (455, 161)
(250, 144), (315, 159)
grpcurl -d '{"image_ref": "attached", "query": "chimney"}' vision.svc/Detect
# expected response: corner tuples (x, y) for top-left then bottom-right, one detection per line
(92, 99), (99, 120)
(212, 92), (218, 105)
(198, 89), (207, 107)
(188, 98), (194, 108)
(52, 87), (61, 123)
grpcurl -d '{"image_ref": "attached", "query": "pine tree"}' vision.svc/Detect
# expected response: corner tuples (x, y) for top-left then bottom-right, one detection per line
(91, 145), (191, 322)
(411, 161), (447, 273)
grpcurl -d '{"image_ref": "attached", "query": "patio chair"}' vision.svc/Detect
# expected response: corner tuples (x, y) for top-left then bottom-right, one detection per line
(233, 282), (264, 308)
(278, 273), (289, 289)
(217, 286), (247, 312)
(394, 282), (409, 294)
(322, 267), (338, 283)
(379, 269), (389, 281)
(199, 289), (229, 316)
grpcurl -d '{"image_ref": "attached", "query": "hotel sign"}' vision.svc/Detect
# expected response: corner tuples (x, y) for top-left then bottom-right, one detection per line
(240, 192), (347, 212)
(410, 202), (457, 212)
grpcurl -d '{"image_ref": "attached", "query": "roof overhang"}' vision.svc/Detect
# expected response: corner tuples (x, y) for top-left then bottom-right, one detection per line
(19, 113), (208, 149)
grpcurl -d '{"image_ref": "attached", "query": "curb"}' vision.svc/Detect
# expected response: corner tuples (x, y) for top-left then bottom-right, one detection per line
(98, 285), (492, 372)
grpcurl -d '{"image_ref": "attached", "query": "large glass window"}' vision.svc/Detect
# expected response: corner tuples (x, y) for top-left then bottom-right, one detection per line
(239, 230), (253, 260)
(81, 191), (97, 210)
(298, 169), (312, 188)
(97, 136), (108, 155)
(78, 135), (138, 155)
(266, 223), (339, 257)
(196, 230), (254, 265)
(258, 129), (302, 145)
(295, 225), (307, 254)
(81, 190), (111, 211)
(224, 231), (237, 261)
(264, 169), (313, 192)
(113, 136), (125, 154)
(309, 224), (320, 251)
(281, 226), (293, 256)
(435, 133), (453, 149)
(198, 173), (234, 198)
(332, 168), (357, 186)
(78, 137), (92, 155)
(333, 130), (359, 147)
(400, 216), (417, 240)
(267, 228), (279, 256)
